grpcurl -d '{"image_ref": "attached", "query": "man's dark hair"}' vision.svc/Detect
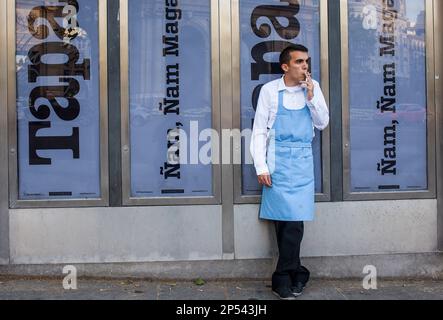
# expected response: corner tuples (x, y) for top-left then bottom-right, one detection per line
(279, 44), (309, 67)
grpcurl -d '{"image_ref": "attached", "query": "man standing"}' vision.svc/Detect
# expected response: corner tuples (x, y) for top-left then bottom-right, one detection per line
(250, 45), (329, 300)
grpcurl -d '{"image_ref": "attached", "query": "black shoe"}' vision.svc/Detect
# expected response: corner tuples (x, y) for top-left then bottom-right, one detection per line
(291, 282), (305, 297)
(272, 287), (297, 300)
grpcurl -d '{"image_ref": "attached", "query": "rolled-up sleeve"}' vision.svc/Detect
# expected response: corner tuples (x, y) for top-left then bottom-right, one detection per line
(307, 80), (329, 131)
(250, 87), (270, 176)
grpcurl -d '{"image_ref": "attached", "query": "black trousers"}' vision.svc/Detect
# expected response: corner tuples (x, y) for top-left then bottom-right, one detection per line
(272, 221), (310, 290)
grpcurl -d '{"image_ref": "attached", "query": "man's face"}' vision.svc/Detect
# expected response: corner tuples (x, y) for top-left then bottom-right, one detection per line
(281, 50), (310, 84)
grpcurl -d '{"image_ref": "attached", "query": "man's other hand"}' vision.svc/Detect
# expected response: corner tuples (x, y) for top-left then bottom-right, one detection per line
(258, 174), (272, 187)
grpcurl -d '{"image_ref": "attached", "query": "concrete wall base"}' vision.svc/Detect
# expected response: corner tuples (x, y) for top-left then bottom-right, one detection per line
(0, 252), (442, 280)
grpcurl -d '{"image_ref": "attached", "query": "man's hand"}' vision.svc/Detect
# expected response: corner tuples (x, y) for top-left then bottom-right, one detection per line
(300, 71), (314, 101)
(258, 174), (272, 187)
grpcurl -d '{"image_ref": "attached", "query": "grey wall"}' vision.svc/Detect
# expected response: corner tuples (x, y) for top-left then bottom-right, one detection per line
(9, 200), (437, 264)
(234, 200), (438, 259)
(10, 206), (222, 264)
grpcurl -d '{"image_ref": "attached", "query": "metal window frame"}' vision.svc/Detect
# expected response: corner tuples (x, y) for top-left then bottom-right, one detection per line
(120, 0), (222, 206)
(0, 0), (10, 263)
(435, 0), (443, 250)
(232, 0), (331, 204)
(341, 0), (436, 201)
(7, 0), (109, 208)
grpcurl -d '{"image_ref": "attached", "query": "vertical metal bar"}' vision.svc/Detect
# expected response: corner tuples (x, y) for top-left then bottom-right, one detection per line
(231, 0), (244, 204)
(435, 0), (443, 250)
(340, 0), (351, 200)
(108, 0), (122, 206)
(7, 0), (18, 209)
(120, 0), (130, 205)
(0, 0), (10, 264)
(220, 0), (235, 257)
(319, 0), (331, 201)
(329, 0), (343, 202)
(425, 0), (436, 199)
(99, 0), (110, 206)
(211, 0), (222, 205)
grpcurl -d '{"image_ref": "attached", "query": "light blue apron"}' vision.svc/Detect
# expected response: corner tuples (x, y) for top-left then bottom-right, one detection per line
(260, 90), (315, 222)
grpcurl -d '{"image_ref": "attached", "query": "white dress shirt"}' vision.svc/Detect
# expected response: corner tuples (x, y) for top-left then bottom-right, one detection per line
(250, 76), (329, 176)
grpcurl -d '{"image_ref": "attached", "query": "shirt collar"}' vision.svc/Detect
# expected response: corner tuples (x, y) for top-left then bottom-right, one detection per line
(278, 75), (303, 93)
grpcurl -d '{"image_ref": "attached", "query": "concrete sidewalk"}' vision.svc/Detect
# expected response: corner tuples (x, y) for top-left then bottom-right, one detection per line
(0, 277), (442, 300)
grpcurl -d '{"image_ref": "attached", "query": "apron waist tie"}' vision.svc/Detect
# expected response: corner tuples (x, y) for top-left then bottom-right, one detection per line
(274, 141), (312, 148)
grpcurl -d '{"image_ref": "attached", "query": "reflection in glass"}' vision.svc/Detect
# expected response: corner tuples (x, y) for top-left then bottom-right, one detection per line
(348, 0), (427, 192)
(16, 0), (101, 200)
(240, 0), (322, 195)
(128, 0), (213, 198)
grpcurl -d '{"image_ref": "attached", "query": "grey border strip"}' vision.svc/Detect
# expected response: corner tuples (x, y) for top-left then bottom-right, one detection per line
(108, 0), (122, 207)
(232, 0), (331, 204)
(220, 0), (235, 256)
(435, 0), (443, 251)
(120, 0), (222, 206)
(7, 0), (110, 208)
(0, 0), (10, 264)
(328, 1), (343, 202)
(341, 0), (437, 201)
